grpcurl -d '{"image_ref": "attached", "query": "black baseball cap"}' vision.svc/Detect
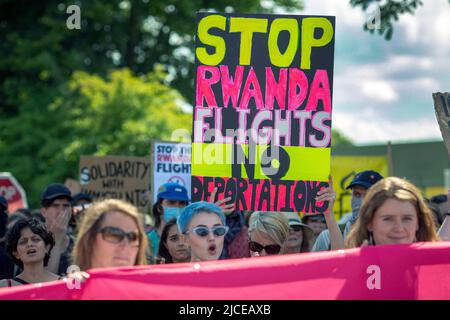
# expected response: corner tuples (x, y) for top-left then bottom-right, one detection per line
(346, 170), (384, 190)
(72, 192), (93, 204)
(41, 183), (72, 205)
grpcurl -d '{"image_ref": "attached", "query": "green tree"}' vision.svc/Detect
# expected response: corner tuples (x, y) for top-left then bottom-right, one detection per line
(332, 129), (354, 147)
(1, 68), (191, 208)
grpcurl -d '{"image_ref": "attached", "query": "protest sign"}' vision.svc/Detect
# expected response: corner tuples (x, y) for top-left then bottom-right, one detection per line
(1, 242), (450, 300)
(191, 12), (335, 213)
(151, 141), (191, 202)
(433, 92), (450, 158)
(328, 155), (388, 219)
(0, 172), (28, 213)
(64, 178), (81, 196)
(79, 155), (151, 212)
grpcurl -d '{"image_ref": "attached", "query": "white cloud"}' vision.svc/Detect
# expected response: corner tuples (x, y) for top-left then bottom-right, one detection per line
(361, 80), (398, 102)
(333, 108), (442, 144)
(301, 0), (450, 143)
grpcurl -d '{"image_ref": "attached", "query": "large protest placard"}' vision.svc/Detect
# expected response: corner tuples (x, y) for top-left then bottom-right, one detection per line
(151, 141), (191, 202)
(79, 155), (151, 212)
(191, 12), (335, 213)
(433, 92), (450, 159)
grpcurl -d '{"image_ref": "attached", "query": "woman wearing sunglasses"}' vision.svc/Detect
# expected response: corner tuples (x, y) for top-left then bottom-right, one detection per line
(248, 211), (289, 257)
(157, 218), (190, 264)
(177, 201), (228, 262)
(72, 199), (147, 270)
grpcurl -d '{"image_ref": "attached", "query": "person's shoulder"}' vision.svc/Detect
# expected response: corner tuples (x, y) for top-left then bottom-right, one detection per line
(0, 279), (9, 287)
(318, 229), (330, 239)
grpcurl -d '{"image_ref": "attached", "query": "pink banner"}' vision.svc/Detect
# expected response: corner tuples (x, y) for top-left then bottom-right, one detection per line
(1, 242), (450, 300)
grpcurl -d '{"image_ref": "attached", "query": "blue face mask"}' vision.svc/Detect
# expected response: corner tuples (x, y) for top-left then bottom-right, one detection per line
(162, 206), (182, 223)
(350, 196), (363, 225)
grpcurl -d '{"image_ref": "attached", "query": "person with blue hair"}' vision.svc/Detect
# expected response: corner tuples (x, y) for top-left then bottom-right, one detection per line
(177, 201), (228, 262)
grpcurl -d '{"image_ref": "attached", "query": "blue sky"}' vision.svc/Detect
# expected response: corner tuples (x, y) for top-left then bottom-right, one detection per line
(301, 0), (450, 145)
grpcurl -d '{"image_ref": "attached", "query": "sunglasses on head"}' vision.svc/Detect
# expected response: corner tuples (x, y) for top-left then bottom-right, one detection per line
(186, 226), (229, 237)
(248, 241), (281, 255)
(98, 226), (139, 247)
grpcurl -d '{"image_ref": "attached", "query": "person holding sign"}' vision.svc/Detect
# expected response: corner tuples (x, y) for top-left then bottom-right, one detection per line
(344, 177), (439, 248)
(72, 199), (147, 270)
(177, 202), (228, 262)
(0, 218), (60, 287)
(312, 170), (384, 252)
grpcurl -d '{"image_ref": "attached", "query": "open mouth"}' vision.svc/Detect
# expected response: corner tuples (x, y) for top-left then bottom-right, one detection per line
(208, 244), (217, 255)
(26, 249), (37, 255)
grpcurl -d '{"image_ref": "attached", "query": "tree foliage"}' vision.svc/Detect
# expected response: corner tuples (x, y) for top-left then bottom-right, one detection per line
(349, 0), (427, 40)
(0, 0), (366, 208)
(1, 68), (191, 208)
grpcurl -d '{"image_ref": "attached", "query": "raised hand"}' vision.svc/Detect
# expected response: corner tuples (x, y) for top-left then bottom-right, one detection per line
(315, 175), (336, 214)
(209, 187), (235, 215)
(50, 209), (71, 241)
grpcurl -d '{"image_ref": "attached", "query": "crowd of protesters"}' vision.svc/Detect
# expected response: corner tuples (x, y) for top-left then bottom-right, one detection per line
(1, 169), (450, 288)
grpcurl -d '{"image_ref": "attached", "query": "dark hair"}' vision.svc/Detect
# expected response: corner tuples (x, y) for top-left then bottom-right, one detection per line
(14, 208), (32, 219)
(152, 200), (163, 229)
(30, 211), (46, 223)
(157, 218), (178, 264)
(5, 218), (55, 269)
(425, 198), (444, 227)
(42, 196), (71, 208)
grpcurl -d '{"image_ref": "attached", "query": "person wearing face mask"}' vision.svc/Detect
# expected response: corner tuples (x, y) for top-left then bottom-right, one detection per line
(312, 170), (383, 252)
(147, 183), (190, 264)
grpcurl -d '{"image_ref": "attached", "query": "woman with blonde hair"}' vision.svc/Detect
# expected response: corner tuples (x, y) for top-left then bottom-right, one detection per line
(248, 211), (290, 257)
(72, 199), (147, 271)
(345, 177), (439, 248)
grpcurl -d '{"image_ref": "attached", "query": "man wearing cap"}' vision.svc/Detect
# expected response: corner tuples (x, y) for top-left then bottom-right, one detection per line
(312, 170), (384, 252)
(40, 183), (74, 275)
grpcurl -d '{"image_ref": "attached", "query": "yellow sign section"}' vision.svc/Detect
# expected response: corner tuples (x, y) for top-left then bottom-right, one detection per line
(192, 142), (330, 182)
(425, 186), (447, 198)
(191, 143), (233, 177)
(328, 155), (389, 219)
